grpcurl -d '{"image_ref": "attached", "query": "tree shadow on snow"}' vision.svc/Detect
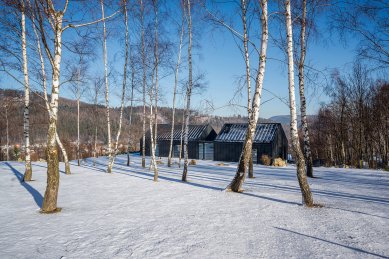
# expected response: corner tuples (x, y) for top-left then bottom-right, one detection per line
(274, 227), (388, 258)
(32, 162), (67, 175)
(5, 162), (43, 207)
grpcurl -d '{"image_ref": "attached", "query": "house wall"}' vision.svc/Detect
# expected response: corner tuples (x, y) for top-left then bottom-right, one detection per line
(213, 125), (288, 164)
(271, 126), (288, 160)
(140, 138), (199, 159)
(214, 142), (280, 164)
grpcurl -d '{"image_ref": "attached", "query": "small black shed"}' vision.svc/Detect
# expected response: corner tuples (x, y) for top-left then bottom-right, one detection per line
(214, 123), (288, 164)
(140, 124), (217, 160)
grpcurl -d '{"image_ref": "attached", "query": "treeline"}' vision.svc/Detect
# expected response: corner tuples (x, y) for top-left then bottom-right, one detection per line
(309, 64), (389, 169)
(0, 88), (259, 161)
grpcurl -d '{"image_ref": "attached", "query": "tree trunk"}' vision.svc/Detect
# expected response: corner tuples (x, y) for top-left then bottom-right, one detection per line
(241, 0), (255, 179)
(56, 132), (70, 175)
(182, 0), (193, 182)
(100, 0), (112, 173)
(42, 120), (60, 213)
(168, 14), (185, 168)
(77, 88), (80, 166)
(108, 0), (129, 172)
(285, 0), (313, 207)
(148, 95), (158, 179)
(226, 0), (268, 192)
(94, 126), (98, 166)
(127, 48), (135, 167)
(297, 0), (313, 178)
(5, 107), (9, 161)
(42, 16), (63, 212)
(248, 154), (254, 178)
(178, 109), (185, 168)
(21, 1), (32, 182)
(140, 0), (146, 168)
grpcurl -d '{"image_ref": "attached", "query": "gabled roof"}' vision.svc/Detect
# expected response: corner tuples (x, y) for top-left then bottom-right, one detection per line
(215, 123), (280, 143)
(146, 124), (214, 141)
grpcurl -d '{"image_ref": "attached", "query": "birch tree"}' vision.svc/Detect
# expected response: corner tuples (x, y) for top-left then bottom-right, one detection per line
(140, 0), (147, 168)
(91, 76), (103, 167)
(20, 0), (32, 182)
(100, 0), (113, 173)
(296, 0), (316, 178)
(203, 0), (255, 178)
(168, 2), (185, 168)
(33, 0), (118, 213)
(181, 0), (192, 182)
(126, 47), (135, 166)
(226, 0), (268, 192)
(29, 0), (71, 174)
(69, 62), (87, 167)
(107, 0), (129, 173)
(56, 133), (70, 174)
(284, 0), (313, 206)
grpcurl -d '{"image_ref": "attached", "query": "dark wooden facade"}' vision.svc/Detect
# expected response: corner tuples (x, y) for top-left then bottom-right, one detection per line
(140, 124), (217, 160)
(213, 123), (288, 164)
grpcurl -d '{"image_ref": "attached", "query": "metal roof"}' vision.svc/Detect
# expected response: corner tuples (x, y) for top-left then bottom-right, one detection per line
(215, 123), (279, 143)
(148, 124), (210, 141)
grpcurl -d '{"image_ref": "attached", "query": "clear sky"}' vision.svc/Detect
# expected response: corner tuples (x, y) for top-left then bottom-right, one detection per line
(194, 27), (357, 118)
(0, 1), (361, 119)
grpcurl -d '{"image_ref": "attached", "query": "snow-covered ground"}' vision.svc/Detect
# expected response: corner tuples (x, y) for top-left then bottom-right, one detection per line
(0, 155), (388, 258)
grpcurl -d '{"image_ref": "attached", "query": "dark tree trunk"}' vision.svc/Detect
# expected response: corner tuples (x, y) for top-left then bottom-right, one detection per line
(41, 122), (61, 213)
(248, 153), (254, 178)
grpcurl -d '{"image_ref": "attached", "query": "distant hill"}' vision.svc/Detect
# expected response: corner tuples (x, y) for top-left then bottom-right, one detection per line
(0, 89), (270, 151)
(269, 115), (317, 128)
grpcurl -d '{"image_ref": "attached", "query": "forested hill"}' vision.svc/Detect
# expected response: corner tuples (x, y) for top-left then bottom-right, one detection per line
(0, 89), (272, 148)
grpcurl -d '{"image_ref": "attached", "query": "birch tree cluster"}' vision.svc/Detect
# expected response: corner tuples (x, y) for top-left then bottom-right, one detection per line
(0, 0), (387, 213)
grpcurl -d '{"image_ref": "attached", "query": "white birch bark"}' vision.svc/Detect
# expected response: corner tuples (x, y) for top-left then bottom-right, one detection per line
(285, 0), (313, 207)
(39, 3), (65, 212)
(178, 108), (185, 168)
(152, 0), (159, 181)
(227, 0), (268, 192)
(108, 0), (129, 172)
(140, 0), (146, 168)
(148, 90), (158, 176)
(29, 0), (71, 175)
(77, 76), (81, 166)
(94, 126), (98, 166)
(241, 0), (255, 179)
(168, 18), (184, 167)
(56, 133), (70, 174)
(182, 0), (192, 182)
(5, 107), (9, 161)
(100, 0), (112, 173)
(127, 48), (135, 166)
(21, 0), (32, 182)
(298, 0), (313, 177)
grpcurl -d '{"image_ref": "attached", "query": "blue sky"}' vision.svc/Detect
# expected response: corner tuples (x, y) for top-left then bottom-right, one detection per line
(0, 1), (360, 119)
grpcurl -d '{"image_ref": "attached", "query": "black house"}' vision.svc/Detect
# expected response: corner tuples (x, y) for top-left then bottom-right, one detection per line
(140, 124), (217, 160)
(214, 123), (288, 164)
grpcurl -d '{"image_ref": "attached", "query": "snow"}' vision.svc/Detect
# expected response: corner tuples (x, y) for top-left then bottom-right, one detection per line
(0, 155), (388, 258)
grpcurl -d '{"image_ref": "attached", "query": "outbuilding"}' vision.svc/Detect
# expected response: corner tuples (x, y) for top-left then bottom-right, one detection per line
(140, 124), (217, 160)
(213, 123), (288, 164)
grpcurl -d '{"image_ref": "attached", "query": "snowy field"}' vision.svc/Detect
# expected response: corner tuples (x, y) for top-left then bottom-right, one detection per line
(0, 155), (388, 258)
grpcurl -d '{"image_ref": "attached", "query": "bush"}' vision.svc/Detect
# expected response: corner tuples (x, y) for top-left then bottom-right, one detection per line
(190, 159), (196, 165)
(261, 155), (271, 166)
(273, 157), (286, 167)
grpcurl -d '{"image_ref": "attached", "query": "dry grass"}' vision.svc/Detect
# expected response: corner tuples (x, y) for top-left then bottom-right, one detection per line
(190, 159), (197, 165)
(273, 157), (286, 167)
(261, 155), (271, 166)
(217, 162), (229, 166)
(156, 159), (164, 165)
